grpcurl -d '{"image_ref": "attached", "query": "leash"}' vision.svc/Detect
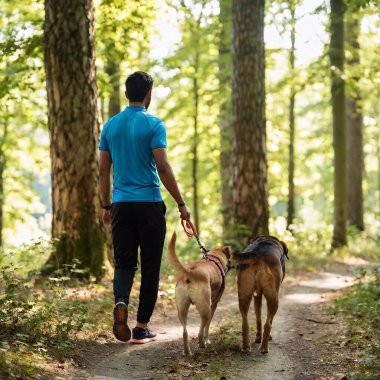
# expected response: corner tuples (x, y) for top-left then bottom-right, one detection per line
(181, 219), (209, 259)
(181, 219), (228, 298)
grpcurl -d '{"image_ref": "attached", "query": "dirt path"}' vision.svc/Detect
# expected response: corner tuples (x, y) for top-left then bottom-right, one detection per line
(70, 259), (375, 380)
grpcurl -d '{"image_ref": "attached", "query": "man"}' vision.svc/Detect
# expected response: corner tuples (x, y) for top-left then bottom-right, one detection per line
(99, 71), (191, 344)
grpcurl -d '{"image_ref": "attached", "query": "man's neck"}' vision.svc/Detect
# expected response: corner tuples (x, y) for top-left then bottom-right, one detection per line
(129, 102), (145, 108)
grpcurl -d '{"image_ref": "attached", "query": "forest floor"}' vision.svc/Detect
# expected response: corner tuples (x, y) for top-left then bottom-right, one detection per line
(50, 257), (377, 380)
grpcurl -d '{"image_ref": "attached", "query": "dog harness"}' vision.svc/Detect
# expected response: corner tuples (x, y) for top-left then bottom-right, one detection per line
(181, 219), (228, 294)
(203, 254), (227, 298)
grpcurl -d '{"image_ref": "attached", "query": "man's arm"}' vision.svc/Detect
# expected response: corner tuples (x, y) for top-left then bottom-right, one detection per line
(99, 150), (112, 223)
(153, 148), (191, 220)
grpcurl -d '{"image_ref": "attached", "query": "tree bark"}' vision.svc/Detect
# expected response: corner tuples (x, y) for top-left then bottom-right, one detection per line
(329, 0), (347, 248)
(346, 15), (364, 231)
(232, 0), (269, 239)
(287, 1), (296, 230)
(218, 0), (233, 235)
(44, 0), (105, 278)
(106, 61), (121, 118)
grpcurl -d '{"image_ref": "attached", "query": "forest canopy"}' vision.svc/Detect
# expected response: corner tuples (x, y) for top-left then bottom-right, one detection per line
(0, 0), (379, 266)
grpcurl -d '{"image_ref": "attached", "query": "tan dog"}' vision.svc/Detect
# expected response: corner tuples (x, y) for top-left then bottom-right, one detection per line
(168, 232), (231, 356)
(233, 236), (288, 354)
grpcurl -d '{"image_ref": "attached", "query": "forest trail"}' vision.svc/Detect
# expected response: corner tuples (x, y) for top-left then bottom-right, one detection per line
(70, 259), (375, 380)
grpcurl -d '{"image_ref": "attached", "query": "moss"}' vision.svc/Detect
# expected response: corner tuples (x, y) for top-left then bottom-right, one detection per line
(73, 208), (106, 280)
(42, 207), (106, 280)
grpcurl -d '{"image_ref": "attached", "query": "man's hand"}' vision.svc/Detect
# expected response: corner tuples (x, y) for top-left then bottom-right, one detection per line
(102, 209), (112, 225)
(178, 204), (191, 221)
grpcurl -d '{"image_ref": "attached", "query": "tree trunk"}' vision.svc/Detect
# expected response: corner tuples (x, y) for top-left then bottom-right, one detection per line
(232, 0), (269, 240)
(106, 61), (121, 118)
(44, 0), (105, 278)
(346, 15), (364, 231)
(329, 0), (347, 248)
(219, 0), (233, 235)
(287, 1), (296, 230)
(192, 72), (200, 233)
(0, 116), (8, 248)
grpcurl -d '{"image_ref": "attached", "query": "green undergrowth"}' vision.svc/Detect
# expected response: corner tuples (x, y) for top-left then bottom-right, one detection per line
(286, 227), (379, 273)
(0, 261), (117, 379)
(331, 268), (380, 380)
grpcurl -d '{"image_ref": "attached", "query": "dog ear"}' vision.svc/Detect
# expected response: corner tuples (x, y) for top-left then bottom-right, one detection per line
(222, 246), (232, 259)
(280, 241), (289, 260)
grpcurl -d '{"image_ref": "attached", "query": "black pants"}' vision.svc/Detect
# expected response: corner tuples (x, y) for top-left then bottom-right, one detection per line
(111, 202), (166, 324)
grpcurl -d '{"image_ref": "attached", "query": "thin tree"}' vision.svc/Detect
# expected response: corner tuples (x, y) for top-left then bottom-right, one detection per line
(219, 0), (233, 235)
(232, 0), (269, 239)
(44, 0), (105, 277)
(0, 115), (8, 247)
(287, 0), (297, 229)
(346, 10), (364, 231)
(106, 59), (121, 118)
(329, 0), (347, 248)
(192, 52), (200, 233)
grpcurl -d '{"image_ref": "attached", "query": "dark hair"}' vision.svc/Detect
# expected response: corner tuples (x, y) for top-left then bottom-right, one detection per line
(125, 71), (153, 102)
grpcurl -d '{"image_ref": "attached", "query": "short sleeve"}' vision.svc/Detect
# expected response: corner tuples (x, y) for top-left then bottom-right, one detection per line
(99, 121), (110, 151)
(150, 120), (167, 149)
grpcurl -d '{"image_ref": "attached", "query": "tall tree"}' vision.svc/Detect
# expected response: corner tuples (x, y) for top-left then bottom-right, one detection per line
(218, 0), (233, 235)
(287, 0), (296, 229)
(232, 0), (269, 239)
(192, 55), (200, 233)
(329, 0), (347, 248)
(106, 60), (121, 118)
(44, 0), (105, 277)
(346, 10), (364, 231)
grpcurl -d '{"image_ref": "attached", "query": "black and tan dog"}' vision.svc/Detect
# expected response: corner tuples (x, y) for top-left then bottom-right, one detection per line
(168, 232), (231, 356)
(233, 236), (289, 354)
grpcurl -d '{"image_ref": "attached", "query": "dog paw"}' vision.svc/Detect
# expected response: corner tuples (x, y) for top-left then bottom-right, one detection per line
(183, 350), (192, 357)
(259, 345), (268, 354)
(255, 336), (262, 344)
(205, 338), (211, 346)
(241, 347), (251, 354)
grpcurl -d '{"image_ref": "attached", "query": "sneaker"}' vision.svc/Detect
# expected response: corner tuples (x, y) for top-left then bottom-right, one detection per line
(113, 302), (131, 342)
(129, 327), (157, 344)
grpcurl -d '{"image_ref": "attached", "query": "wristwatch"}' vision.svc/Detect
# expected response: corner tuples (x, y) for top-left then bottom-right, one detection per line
(102, 205), (112, 211)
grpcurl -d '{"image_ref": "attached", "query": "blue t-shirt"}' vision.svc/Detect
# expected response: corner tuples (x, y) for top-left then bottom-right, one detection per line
(98, 106), (167, 203)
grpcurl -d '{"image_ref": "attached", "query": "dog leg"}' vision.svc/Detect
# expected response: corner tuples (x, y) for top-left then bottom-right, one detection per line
(260, 295), (278, 354)
(197, 305), (211, 349)
(254, 294), (262, 343)
(204, 302), (218, 345)
(239, 291), (254, 353)
(176, 292), (192, 356)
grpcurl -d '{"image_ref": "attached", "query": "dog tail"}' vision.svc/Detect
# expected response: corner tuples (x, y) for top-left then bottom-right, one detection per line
(168, 231), (187, 274)
(232, 251), (260, 264)
(168, 231), (204, 281)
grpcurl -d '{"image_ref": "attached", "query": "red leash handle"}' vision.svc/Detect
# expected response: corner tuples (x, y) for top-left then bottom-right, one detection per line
(181, 219), (198, 237)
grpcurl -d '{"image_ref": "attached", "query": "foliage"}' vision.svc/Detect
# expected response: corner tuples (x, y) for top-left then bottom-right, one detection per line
(95, 0), (156, 118)
(331, 268), (380, 379)
(0, 262), (87, 378)
(0, 0), (49, 247)
(156, 0), (222, 250)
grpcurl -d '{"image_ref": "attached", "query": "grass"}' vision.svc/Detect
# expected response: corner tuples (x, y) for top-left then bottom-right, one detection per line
(331, 268), (380, 380)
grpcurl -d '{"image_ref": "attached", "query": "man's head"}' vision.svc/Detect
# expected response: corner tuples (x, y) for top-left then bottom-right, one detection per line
(125, 71), (153, 109)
